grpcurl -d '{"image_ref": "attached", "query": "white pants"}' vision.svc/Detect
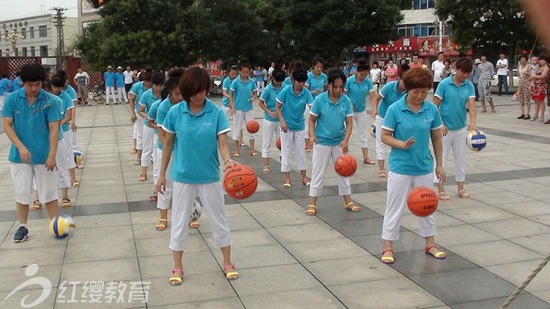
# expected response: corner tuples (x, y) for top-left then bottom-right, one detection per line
(304, 105), (310, 137)
(105, 86), (117, 104)
(280, 129), (307, 172)
(433, 127), (467, 184)
(309, 144), (351, 197)
(375, 115), (390, 160)
(62, 131), (76, 169)
(141, 125), (155, 167)
(353, 111), (368, 148)
(11, 163), (58, 205)
(382, 172), (436, 241)
(152, 136), (160, 184)
(56, 139), (70, 189)
(170, 181), (232, 251)
(261, 119), (280, 158)
(232, 110), (255, 141)
(156, 149), (173, 210)
(135, 115), (145, 150)
(221, 105), (233, 121)
(117, 87), (128, 103)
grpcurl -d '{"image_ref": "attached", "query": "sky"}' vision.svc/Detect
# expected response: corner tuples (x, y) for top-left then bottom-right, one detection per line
(0, 0), (78, 21)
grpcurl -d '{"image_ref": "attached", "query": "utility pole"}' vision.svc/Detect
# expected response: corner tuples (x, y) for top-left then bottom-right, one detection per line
(51, 7), (67, 70)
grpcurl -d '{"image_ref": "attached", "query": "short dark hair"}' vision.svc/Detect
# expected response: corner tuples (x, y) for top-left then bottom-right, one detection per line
(356, 57), (369, 72)
(539, 53), (550, 62)
(151, 72), (165, 86)
(272, 69), (285, 82)
(179, 67), (210, 103)
(402, 68), (433, 90)
(239, 58), (250, 71)
(50, 76), (65, 88)
(160, 87), (170, 100)
(56, 70), (69, 80)
(165, 68), (185, 91)
(520, 54), (529, 61)
(438, 52), (444, 56)
(327, 69), (346, 85)
(142, 72), (153, 82)
(455, 57), (473, 73)
(400, 64), (410, 78)
(292, 68), (308, 82)
(443, 59), (451, 65)
(312, 57), (325, 67)
(20, 64), (46, 83)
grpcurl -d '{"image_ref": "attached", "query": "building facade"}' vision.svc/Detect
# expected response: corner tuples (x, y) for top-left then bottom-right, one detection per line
(0, 14), (78, 58)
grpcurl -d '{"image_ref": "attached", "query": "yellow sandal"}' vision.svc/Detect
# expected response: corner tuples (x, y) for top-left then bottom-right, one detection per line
(345, 202), (361, 212)
(223, 264), (239, 280)
(305, 205), (317, 216)
(169, 268), (184, 286)
(156, 219), (168, 231)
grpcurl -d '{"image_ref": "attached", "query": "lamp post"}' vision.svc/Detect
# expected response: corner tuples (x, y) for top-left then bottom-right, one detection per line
(3, 29), (24, 56)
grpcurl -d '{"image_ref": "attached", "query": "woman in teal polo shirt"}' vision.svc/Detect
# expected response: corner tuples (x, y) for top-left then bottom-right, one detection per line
(380, 68), (447, 264)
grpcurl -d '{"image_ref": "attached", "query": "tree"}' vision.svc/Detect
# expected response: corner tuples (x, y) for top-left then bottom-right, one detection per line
(436, 0), (536, 60)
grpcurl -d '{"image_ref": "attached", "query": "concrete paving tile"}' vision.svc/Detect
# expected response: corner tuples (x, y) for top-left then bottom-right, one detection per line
(451, 294), (550, 309)
(435, 224), (502, 246)
(400, 212), (464, 231)
(284, 238), (369, 262)
(0, 245), (67, 268)
(475, 218), (550, 239)
(471, 190), (533, 205)
(230, 264), (322, 296)
(252, 209), (318, 227)
(73, 202), (129, 216)
(410, 268), (517, 305)
(390, 249), (478, 277)
(1, 226), (69, 250)
(304, 256), (402, 286)
(76, 185), (127, 197)
(443, 204), (519, 224)
(510, 234), (550, 256)
(0, 287), (57, 309)
(329, 277), (445, 309)
(350, 230), (426, 255)
(529, 214), (550, 226)
(143, 273), (236, 306)
(241, 199), (304, 214)
(267, 222), (345, 243)
(76, 193), (127, 205)
(132, 223), (185, 240)
(532, 290), (550, 304)
(211, 244), (298, 270)
(148, 297), (244, 309)
(129, 210), (166, 225)
(64, 238), (137, 263)
(139, 251), (221, 279)
(492, 200), (550, 217)
(486, 259), (550, 293)
(449, 240), (543, 267)
(61, 258), (141, 283)
(135, 234), (208, 257)
(197, 214), (262, 234)
(327, 217), (383, 237)
(240, 287), (346, 309)
(0, 264), (61, 292)
(69, 225), (134, 243)
(72, 213), (131, 229)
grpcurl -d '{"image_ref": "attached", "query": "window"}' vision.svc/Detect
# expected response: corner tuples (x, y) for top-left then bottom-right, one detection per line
(14, 48), (19, 57)
(21, 28), (26, 39)
(398, 23), (436, 37)
(39, 45), (48, 56)
(38, 25), (47, 37)
(22, 47), (27, 57)
(30, 27), (34, 38)
(31, 46), (35, 56)
(413, 0), (435, 10)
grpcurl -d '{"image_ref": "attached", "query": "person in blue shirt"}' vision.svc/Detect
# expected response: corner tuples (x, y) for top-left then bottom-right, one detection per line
(138, 73), (165, 182)
(12, 72), (23, 92)
(380, 68), (446, 264)
(371, 76), (408, 178)
(221, 65), (243, 146)
(254, 65), (267, 95)
(276, 68), (314, 188)
(229, 60), (258, 157)
(156, 67), (239, 285)
(305, 57), (328, 152)
(115, 66), (128, 104)
(56, 70), (81, 170)
(258, 69), (285, 174)
(103, 66), (117, 105)
(307, 69), (360, 216)
(129, 72), (153, 163)
(0, 73), (10, 96)
(433, 58), (477, 201)
(2, 64), (63, 243)
(344, 58), (376, 165)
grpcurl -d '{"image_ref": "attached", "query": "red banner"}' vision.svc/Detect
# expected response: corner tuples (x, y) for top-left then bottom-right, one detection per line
(367, 37), (418, 53)
(366, 36), (472, 57)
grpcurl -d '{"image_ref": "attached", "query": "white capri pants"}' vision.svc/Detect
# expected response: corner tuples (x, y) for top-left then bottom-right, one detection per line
(66, 124), (79, 151)
(62, 131), (76, 169)
(353, 111), (369, 148)
(375, 114), (390, 160)
(156, 150), (173, 210)
(152, 135), (160, 184)
(56, 138), (70, 189)
(232, 110), (255, 141)
(11, 163), (58, 205)
(117, 87), (128, 103)
(261, 119), (280, 158)
(309, 144), (351, 197)
(433, 127), (467, 184)
(478, 80), (492, 102)
(141, 125), (155, 167)
(304, 105), (311, 138)
(170, 181), (232, 251)
(106, 86), (117, 103)
(134, 114), (145, 149)
(280, 129), (307, 172)
(382, 171), (436, 241)
(221, 105), (233, 121)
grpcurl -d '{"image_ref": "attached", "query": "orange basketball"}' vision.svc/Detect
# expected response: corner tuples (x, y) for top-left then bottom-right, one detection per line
(276, 137), (281, 150)
(334, 154), (357, 177)
(407, 187), (438, 217)
(223, 164), (258, 199)
(246, 120), (260, 133)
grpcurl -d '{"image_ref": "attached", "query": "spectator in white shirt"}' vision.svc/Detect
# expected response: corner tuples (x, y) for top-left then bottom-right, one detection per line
(123, 66), (135, 93)
(496, 53), (509, 95)
(431, 52), (445, 91)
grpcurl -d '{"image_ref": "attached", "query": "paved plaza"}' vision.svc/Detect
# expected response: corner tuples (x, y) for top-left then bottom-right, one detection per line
(0, 94), (550, 308)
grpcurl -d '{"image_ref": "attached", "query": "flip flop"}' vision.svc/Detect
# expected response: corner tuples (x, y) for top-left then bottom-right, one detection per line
(344, 201), (361, 212)
(169, 268), (184, 286)
(381, 249), (395, 264)
(425, 245), (446, 260)
(223, 264), (239, 280)
(305, 205), (317, 216)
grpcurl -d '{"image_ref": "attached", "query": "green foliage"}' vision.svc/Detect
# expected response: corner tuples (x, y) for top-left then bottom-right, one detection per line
(436, 0), (536, 57)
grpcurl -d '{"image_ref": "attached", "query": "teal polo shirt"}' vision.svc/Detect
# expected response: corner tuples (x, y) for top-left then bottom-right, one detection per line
(230, 77), (257, 111)
(382, 96), (443, 176)
(139, 89), (160, 127)
(162, 99), (230, 183)
(259, 83), (282, 122)
(2, 89), (63, 164)
(378, 81), (407, 118)
(155, 97), (179, 150)
(435, 75), (475, 131)
(282, 76), (293, 88)
(129, 81), (148, 112)
(310, 92), (353, 146)
(221, 76), (235, 107)
(275, 85), (314, 131)
(344, 75), (374, 113)
(306, 72), (328, 98)
(57, 90), (74, 133)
